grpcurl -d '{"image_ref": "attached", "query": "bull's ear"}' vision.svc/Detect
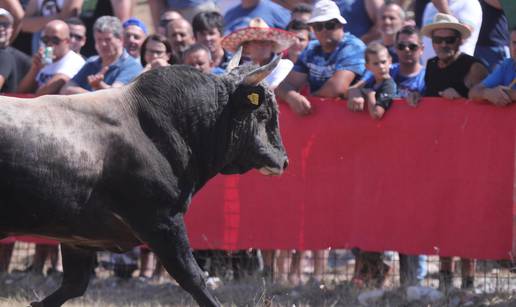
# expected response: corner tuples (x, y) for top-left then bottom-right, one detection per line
(241, 55), (280, 86)
(225, 46), (243, 72)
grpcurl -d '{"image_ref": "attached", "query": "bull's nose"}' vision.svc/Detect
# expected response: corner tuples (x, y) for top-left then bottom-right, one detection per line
(283, 159), (289, 170)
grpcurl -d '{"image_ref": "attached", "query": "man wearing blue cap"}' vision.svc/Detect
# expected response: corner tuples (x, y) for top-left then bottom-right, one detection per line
(123, 17), (148, 59)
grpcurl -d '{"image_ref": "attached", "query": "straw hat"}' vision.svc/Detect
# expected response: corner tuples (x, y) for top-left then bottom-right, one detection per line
(421, 13), (471, 39)
(221, 17), (296, 53)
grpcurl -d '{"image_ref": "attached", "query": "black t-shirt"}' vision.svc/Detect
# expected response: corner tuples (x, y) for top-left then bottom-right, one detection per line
(365, 77), (397, 110)
(424, 53), (483, 98)
(0, 46), (32, 93)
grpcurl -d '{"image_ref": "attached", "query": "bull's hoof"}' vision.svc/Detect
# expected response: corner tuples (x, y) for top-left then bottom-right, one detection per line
(29, 301), (44, 307)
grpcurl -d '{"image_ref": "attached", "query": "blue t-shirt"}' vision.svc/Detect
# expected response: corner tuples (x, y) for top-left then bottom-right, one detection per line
(224, 0), (291, 34)
(72, 50), (142, 91)
(165, 0), (207, 10)
(293, 33), (366, 93)
(334, 0), (373, 39)
(481, 58), (516, 89)
(363, 63), (426, 97)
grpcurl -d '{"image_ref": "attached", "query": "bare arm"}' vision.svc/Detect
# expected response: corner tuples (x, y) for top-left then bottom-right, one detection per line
(21, 0), (83, 33)
(312, 70), (356, 98)
(148, 0), (166, 32)
(36, 73), (69, 95)
(365, 90), (386, 119)
(484, 0), (502, 9)
(276, 71), (312, 116)
(469, 83), (513, 106)
(360, 0), (384, 44)
(431, 0), (451, 14)
(0, 0), (24, 42)
(465, 62), (489, 89)
(16, 51), (43, 93)
(60, 79), (88, 94)
(0, 75), (6, 90)
(111, 0), (133, 23)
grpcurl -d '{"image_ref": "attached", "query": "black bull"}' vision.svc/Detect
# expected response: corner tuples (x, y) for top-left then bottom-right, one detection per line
(0, 57), (288, 306)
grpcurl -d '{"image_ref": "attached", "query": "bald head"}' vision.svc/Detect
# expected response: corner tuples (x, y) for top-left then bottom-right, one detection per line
(167, 18), (195, 54)
(42, 19), (71, 60)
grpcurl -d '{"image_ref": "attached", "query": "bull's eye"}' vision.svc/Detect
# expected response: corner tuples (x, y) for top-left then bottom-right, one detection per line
(256, 111), (268, 121)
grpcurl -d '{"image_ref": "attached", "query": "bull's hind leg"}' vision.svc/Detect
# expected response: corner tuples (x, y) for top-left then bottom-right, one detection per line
(30, 245), (95, 307)
(135, 213), (220, 307)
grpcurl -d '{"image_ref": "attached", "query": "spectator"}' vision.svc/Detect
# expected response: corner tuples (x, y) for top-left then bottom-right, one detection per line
(21, 0), (82, 55)
(182, 43), (216, 74)
(420, 13), (488, 290)
(222, 17), (296, 89)
(277, 0), (366, 115)
(157, 9), (182, 36)
(224, 0), (291, 35)
(377, 2), (406, 63)
(0, 8), (31, 93)
(421, 0), (483, 64)
(284, 20), (310, 63)
(192, 11), (231, 70)
(122, 17), (148, 60)
(80, 0), (133, 58)
(140, 34), (173, 73)
(17, 19), (85, 95)
(334, 0), (384, 44)
(166, 18), (196, 64)
(474, 0), (509, 71)
(148, 0), (218, 24)
(60, 16), (142, 94)
(66, 17), (87, 55)
(290, 3), (312, 23)
(0, 0), (24, 42)
(470, 27), (516, 106)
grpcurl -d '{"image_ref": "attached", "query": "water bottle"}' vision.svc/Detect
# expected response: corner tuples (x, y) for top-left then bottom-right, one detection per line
(41, 46), (53, 65)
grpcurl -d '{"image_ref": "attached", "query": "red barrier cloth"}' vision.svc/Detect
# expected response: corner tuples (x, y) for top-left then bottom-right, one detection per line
(2, 96), (514, 259)
(187, 98), (515, 260)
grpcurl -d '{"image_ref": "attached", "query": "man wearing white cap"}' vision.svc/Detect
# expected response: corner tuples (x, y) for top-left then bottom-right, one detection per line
(0, 8), (31, 93)
(277, 0), (366, 115)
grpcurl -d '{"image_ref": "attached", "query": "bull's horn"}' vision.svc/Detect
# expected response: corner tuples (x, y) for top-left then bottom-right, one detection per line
(242, 55), (281, 86)
(225, 46), (243, 72)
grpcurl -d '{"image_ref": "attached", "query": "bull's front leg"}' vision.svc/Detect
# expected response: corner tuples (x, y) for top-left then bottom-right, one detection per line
(30, 245), (96, 307)
(133, 213), (220, 307)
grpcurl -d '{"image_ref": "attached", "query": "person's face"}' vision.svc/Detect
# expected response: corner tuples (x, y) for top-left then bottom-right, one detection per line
(68, 24), (86, 53)
(94, 30), (123, 60)
(380, 5), (403, 36)
(158, 11), (182, 36)
(184, 49), (212, 74)
(288, 29), (310, 58)
(167, 20), (195, 53)
(0, 16), (13, 48)
(243, 40), (274, 65)
(311, 19), (343, 51)
(195, 28), (222, 54)
(124, 25), (146, 58)
(395, 33), (423, 66)
(510, 31), (516, 61)
(144, 39), (170, 65)
(431, 29), (462, 62)
(365, 49), (391, 80)
(41, 23), (70, 59)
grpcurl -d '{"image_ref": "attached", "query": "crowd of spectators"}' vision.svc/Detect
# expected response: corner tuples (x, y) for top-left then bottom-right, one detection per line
(0, 0), (514, 293)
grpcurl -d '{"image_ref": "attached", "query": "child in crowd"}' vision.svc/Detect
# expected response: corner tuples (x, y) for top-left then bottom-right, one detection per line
(354, 42), (397, 120)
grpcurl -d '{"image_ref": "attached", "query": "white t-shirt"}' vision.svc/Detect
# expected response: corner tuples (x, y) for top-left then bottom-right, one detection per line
(265, 58), (293, 90)
(421, 0), (482, 64)
(36, 50), (85, 87)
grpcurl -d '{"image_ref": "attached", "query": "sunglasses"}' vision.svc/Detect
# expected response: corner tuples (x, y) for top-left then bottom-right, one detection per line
(70, 33), (84, 41)
(431, 35), (458, 45)
(0, 21), (11, 28)
(312, 20), (340, 32)
(41, 36), (63, 46)
(396, 42), (420, 51)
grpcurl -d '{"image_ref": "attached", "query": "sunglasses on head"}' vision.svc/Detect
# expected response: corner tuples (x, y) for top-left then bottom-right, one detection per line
(41, 36), (63, 45)
(312, 20), (340, 32)
(431, 35), (458, 45)
(396, 42), (419, 51)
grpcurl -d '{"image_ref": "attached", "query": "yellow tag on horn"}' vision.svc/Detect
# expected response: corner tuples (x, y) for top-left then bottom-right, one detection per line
(247, 93), (260, 106)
